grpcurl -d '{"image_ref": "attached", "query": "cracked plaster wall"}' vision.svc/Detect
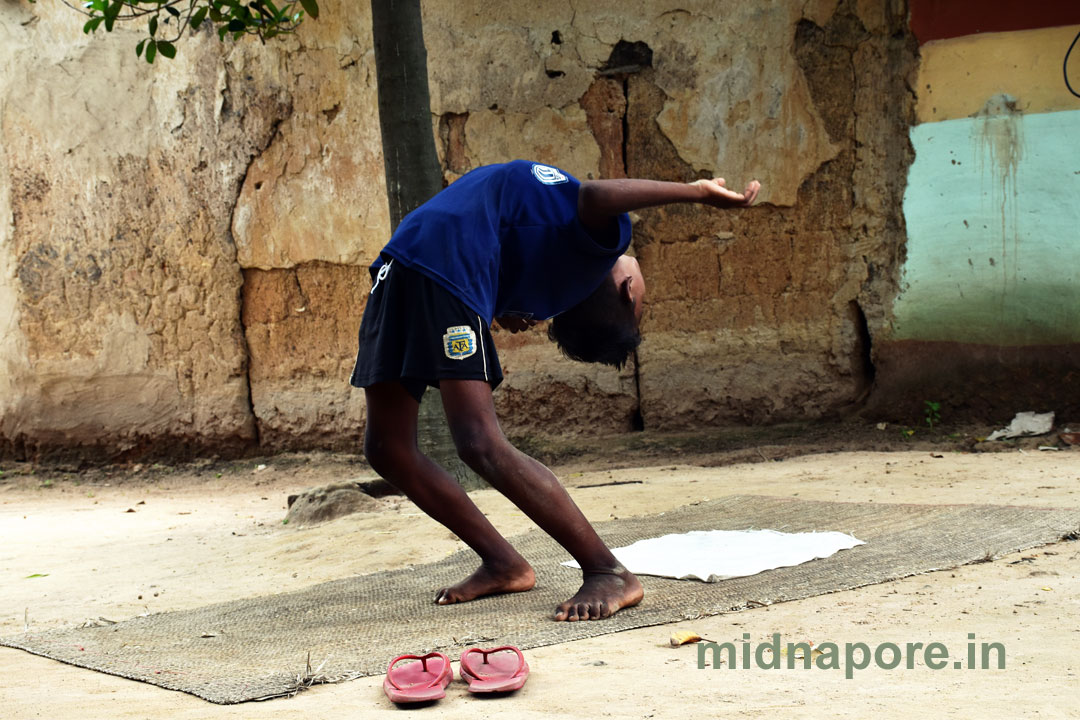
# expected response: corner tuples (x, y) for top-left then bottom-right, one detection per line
(0, 0), (915, 458)
(629, 0), (917, 430)
(0, 1), (289, 457)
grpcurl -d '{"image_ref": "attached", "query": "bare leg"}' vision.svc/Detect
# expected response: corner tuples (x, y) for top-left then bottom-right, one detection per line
(440, 379), (643, 621)
(363, 381), (535, 604)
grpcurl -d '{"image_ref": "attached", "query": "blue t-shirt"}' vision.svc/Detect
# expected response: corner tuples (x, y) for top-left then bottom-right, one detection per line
(376, 161), (632, 322)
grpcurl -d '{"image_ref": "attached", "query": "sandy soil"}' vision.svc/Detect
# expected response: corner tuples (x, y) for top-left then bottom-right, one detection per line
(1, 448), (1078, 719)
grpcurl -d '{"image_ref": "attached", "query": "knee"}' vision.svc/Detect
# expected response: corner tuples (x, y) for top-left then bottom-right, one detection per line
(451, 422), (509, 476)
(363, 429), (412, 481)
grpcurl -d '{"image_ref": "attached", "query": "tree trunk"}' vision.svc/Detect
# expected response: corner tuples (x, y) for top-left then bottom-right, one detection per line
(370, 0), (442, 226)
(369, 0), (483, 489)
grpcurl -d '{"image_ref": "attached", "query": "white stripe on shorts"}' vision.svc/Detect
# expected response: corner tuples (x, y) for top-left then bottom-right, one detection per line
(477, 315), (488, 382)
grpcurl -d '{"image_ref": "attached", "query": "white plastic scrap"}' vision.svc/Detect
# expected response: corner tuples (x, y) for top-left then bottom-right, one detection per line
(987, 411), (1055, 441)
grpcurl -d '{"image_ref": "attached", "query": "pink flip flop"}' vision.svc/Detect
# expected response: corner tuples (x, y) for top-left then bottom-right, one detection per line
(383, 652), (452, 703)
(459, 646), (530, 693)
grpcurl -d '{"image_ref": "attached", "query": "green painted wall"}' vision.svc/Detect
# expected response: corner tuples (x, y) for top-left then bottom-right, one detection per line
(895, 103), (1080, 346)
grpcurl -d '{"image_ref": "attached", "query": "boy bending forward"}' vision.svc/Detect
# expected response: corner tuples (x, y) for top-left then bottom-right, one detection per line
(352, 161), (760, 621)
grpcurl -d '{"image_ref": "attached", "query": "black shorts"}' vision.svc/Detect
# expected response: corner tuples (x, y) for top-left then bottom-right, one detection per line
(349, 259), (503, 403)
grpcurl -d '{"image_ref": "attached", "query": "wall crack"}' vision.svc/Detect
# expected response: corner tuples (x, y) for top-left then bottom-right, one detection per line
(230, 113), (290, 450)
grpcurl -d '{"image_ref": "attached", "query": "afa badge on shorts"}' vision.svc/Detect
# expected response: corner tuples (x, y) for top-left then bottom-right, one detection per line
(443, 325), (477, 360)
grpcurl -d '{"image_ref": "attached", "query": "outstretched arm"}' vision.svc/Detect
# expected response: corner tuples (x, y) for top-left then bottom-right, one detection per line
(577, 177), (761, 232)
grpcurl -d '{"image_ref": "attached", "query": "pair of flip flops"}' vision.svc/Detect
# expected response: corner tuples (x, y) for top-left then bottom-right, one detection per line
(383, 646), (529, 703)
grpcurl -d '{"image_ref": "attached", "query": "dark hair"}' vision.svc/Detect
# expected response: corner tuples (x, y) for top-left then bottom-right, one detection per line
(548, 277), (641, 368)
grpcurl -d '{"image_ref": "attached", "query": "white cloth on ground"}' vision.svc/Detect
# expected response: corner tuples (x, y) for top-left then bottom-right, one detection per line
(563, 528), (865, 582)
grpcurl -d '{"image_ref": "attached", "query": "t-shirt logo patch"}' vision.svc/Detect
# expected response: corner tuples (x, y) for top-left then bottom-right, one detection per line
(443, 325), (477, 360)
(531, 164), (568, 185)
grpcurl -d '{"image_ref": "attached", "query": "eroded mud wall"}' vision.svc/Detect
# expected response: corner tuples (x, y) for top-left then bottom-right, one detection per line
(0, 0), (918, 458)
(429, 0), (918, 436)
(0, 6), (289, 457)
(626, 2), (916, 429)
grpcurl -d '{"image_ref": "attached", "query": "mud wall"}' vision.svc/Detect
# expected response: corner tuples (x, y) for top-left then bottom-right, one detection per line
(0, 0), (919, 459)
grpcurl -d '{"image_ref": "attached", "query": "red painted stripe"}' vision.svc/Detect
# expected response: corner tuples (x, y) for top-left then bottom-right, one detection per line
(910, 0), (1080, 45)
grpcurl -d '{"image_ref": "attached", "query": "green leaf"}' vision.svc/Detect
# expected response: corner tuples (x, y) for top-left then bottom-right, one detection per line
(148, 15), (157, 36)
(82, 17), (103, 34)
(299, 0), (318, 20)
(217, 24), (229, 41)
(165, 5), (180, 17)
(157, 40), (176, 59)
(227, 18), (246, 32)
(146, 39), (157, 63)
(102, 0), (122, 31)
(25, 573), (49, 579)
(190, 6), (208, 29)
(136, 38), (146, 57)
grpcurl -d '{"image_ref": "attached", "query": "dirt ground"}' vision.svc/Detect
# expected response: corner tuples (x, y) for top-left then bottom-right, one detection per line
(2, 431), (1079, 719)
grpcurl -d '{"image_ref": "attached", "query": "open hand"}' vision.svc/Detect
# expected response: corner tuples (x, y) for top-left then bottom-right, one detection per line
(495, 316), (537, 333)
(690, 177), (761, 208)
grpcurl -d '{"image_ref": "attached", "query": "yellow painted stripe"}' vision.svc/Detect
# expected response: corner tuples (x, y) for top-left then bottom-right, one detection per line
(916, 24), (1080, 124)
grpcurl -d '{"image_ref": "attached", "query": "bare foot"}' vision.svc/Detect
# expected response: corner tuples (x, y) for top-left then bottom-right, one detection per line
(554, 567), (644, 621)
(435, 559), (536, 605)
